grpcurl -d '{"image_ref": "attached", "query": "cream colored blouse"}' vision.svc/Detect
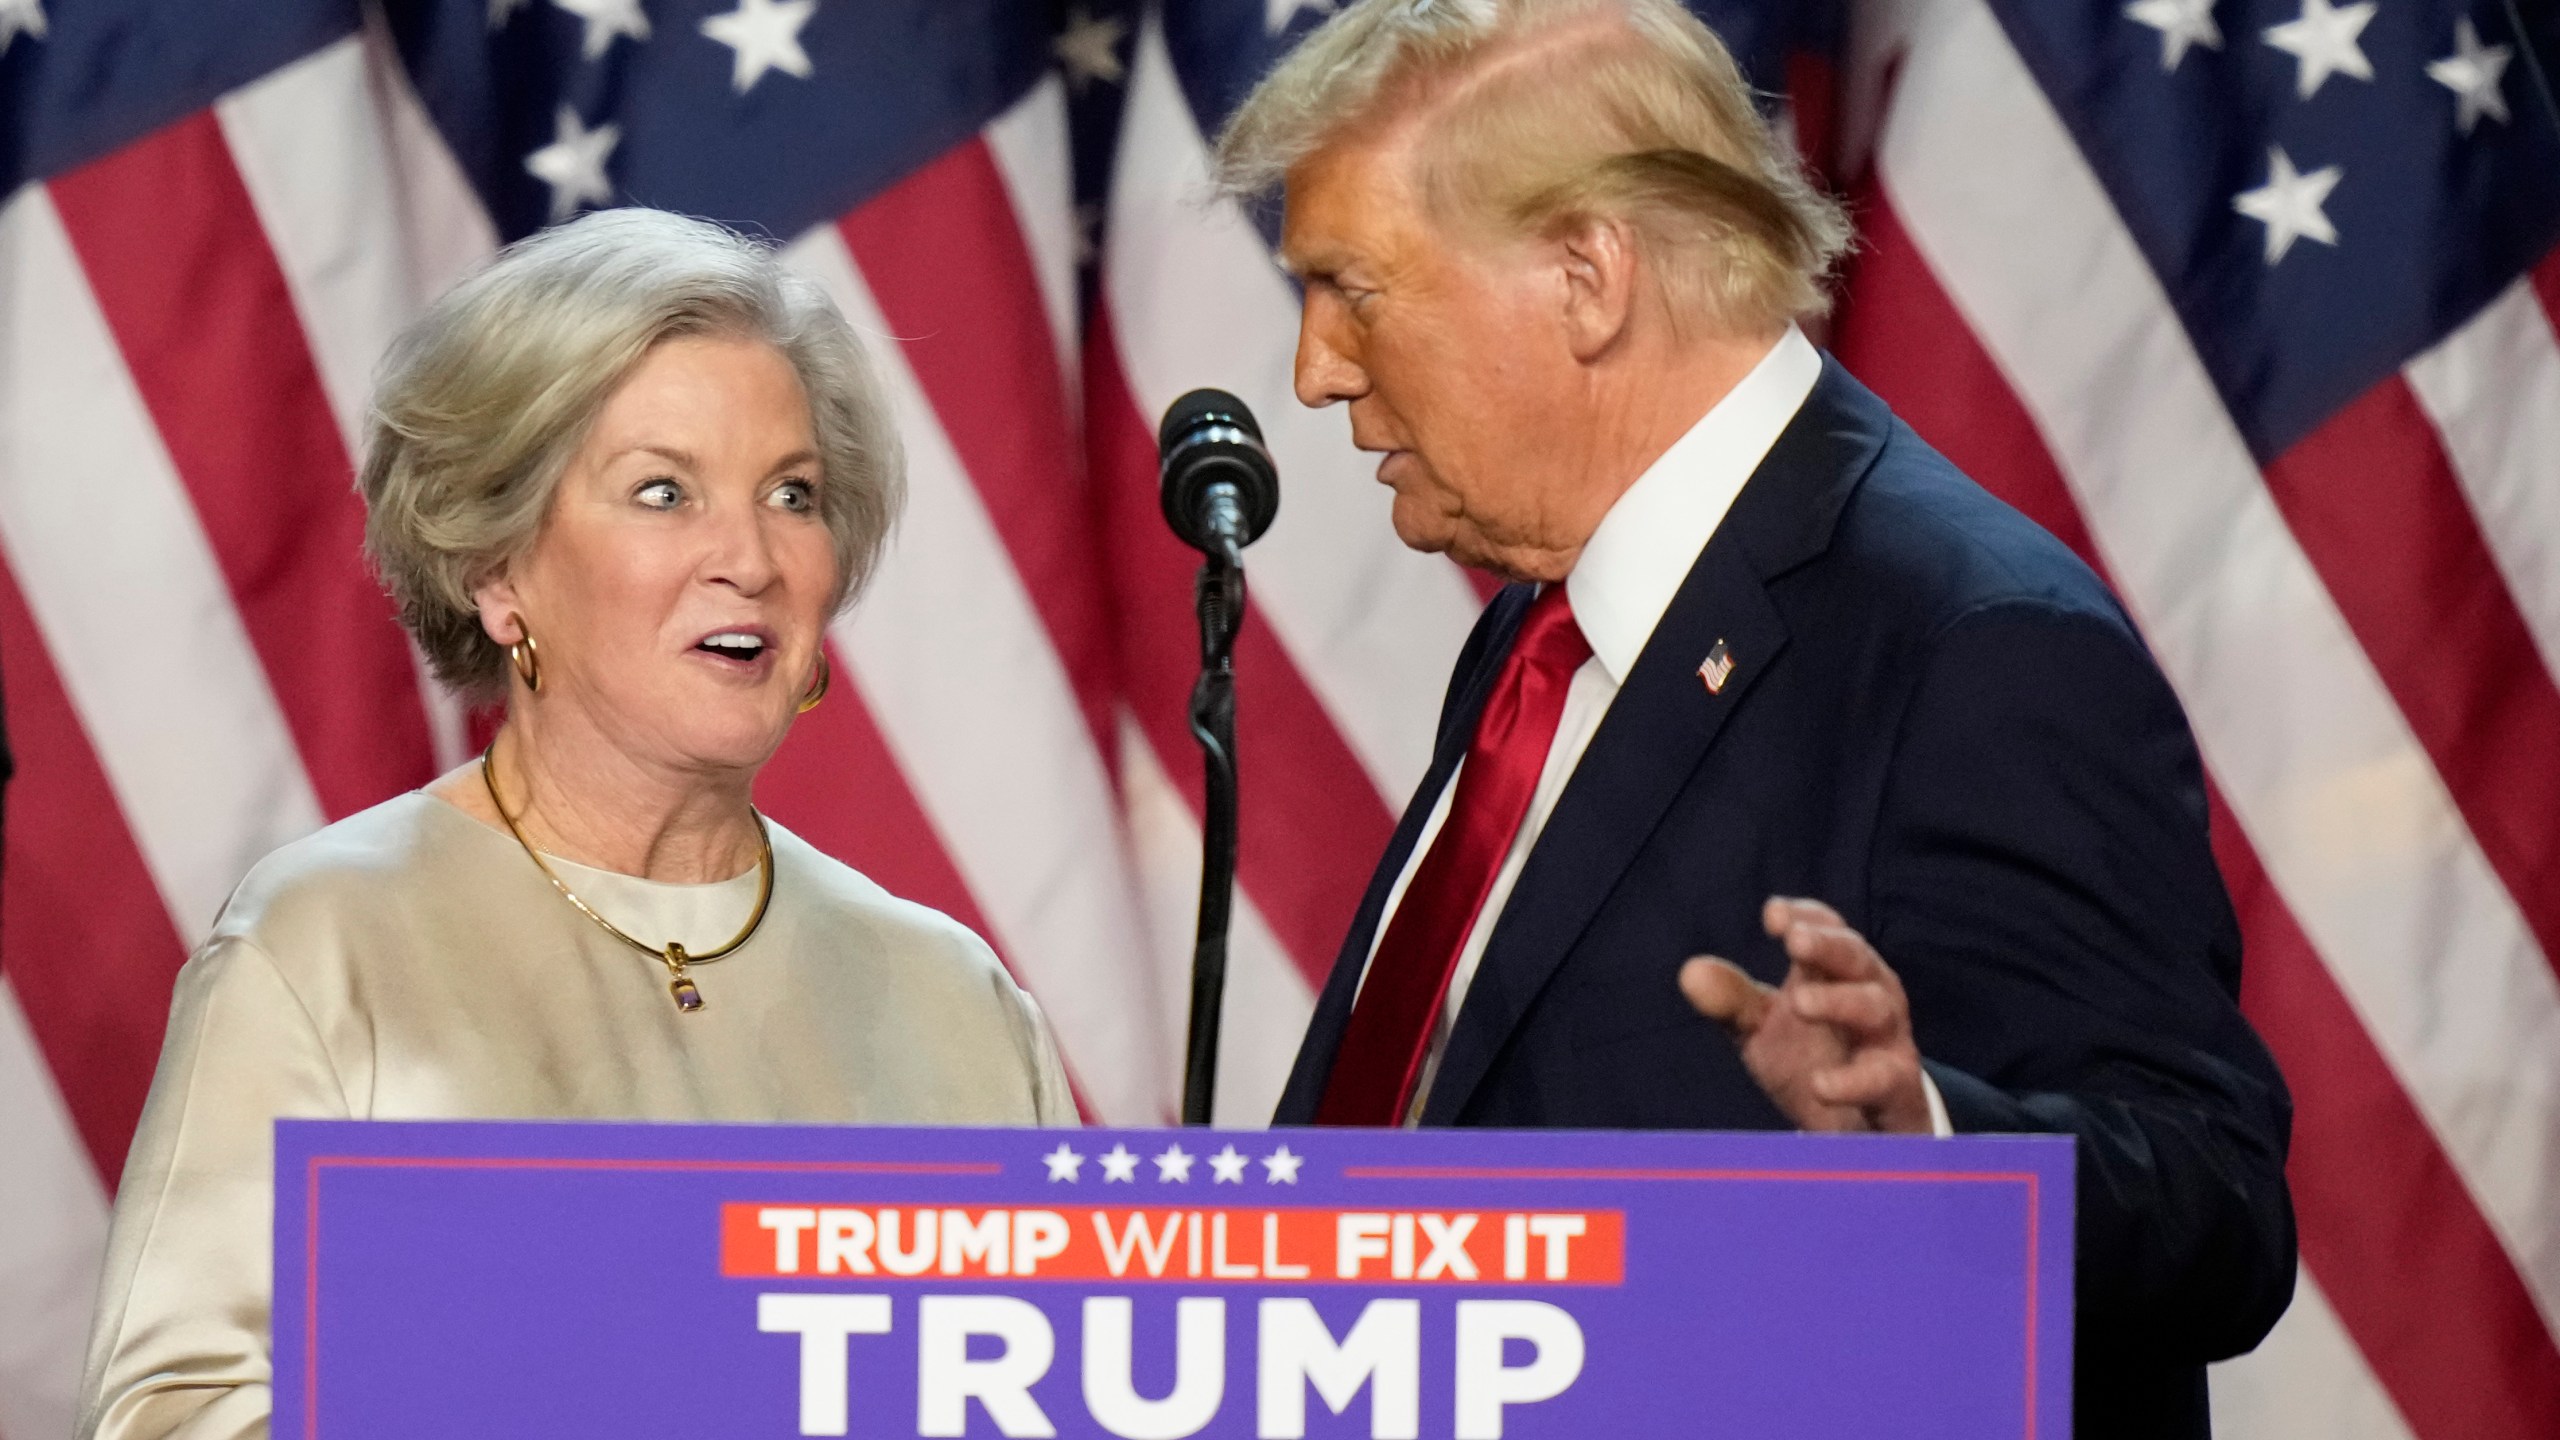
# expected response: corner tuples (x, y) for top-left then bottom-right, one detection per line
(77, 792), (1075, 1440)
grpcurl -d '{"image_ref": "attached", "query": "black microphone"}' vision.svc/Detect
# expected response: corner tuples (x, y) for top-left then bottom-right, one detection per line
(1156, 388), (1277, 1126)
(1158, 388), (1279, 557)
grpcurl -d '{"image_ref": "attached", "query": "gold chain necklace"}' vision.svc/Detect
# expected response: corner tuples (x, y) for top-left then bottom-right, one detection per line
(480, 748), (775, 1013)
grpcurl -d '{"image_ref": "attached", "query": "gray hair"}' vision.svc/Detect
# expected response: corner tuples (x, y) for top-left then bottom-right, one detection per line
(1216, 0), (1851, 335)
(359, 207), (904, 697)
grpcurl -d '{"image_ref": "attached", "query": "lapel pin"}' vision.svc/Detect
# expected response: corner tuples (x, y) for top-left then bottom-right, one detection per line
(1698, 639), (1736, 695)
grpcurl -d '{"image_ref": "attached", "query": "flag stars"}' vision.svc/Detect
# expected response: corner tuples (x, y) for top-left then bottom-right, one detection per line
(1054, 6), (1127, 94)
(1098, 1143), (1140, 1182)
(1041, 1143), (1085, 1182)
(553, 0), (651, 61)
(525, 105), (620, 221)
(0, 0), (47, 55)
(2261, 0), (2375, 100)
(2125, 0), (2220, 73)
(526, 105), (620, 221)
(2233, 146), (2342, 264)
(701, 0), (815, 94)
(2428, 18), (2513, 135)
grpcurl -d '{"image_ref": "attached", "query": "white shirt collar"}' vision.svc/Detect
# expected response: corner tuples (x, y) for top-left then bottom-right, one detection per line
(1564, 324), (1823, 684)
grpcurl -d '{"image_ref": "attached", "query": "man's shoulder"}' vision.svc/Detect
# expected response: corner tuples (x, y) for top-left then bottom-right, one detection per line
(1809, 411), (2129, 641)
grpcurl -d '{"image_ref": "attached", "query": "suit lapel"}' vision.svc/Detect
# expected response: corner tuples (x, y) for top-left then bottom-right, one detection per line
(1418, 358), (1891, 1124)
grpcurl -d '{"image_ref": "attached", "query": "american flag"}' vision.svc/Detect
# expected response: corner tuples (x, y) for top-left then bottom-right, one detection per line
(0, 2), (2552, 1439)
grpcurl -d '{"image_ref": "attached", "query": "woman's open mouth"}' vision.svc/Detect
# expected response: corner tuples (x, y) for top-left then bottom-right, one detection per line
(693, 631), (771, 668)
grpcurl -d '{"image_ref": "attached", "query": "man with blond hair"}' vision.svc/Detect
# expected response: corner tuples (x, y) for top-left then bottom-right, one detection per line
(1226, 2), (2293, 1434)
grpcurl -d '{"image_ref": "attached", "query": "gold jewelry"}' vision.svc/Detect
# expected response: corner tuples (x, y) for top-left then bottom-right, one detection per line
(509, 624), (542, 693)
(479, 744), (774, 1013)
(798, 652), (830, 714)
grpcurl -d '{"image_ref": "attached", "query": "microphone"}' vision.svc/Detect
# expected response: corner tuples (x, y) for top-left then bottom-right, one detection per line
(1158, 388), (1279, 558)
(1155, 388), (1278, 1126)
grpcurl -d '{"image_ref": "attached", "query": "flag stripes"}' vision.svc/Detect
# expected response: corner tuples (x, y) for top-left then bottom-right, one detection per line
(2407, 276), (2560, 684)
(0, 555), (192, 1180)
(786, 223), (1172, 1126)
(1849, 1), (2560, 1431)
(837, 138), (1121, 757)
(46, 115), (440, 826)
(2222, 795), (2560, 1440)
(2257, 380), (2560, 971)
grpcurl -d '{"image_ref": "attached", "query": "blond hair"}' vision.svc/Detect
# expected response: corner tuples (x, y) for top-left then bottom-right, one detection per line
(1216, 0), (1849, 334)
(359, 208), (904, 698)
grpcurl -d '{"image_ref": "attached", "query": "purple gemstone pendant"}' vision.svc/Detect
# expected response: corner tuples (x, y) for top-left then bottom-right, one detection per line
(662, 943), (703, 1012)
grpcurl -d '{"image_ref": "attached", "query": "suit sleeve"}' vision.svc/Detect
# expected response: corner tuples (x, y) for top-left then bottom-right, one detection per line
(1865, 598), (2295, 1367)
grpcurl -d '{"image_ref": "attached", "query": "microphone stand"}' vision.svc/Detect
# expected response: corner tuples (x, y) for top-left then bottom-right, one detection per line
(1182, 536), (1246, 1126)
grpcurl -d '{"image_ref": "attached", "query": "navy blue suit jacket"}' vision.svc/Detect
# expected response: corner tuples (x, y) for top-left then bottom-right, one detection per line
(1274, 360), (2295, 1439)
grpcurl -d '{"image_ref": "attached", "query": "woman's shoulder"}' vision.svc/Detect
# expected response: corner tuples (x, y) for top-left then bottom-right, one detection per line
(764, 823), (1011, 983)
(211, 792), (492, 947)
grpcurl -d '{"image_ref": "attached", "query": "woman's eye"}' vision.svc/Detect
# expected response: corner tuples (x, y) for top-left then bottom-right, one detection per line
(769, 480), (817, 513)
(636, 480), (682, 510)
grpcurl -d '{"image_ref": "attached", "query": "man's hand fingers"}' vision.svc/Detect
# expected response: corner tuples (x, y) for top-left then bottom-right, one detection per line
(1679, 957), (1772, 1034)
(1788, 979), (1897, 1037)
(1779, 917), (1881, 984)
(1762, 895), (1848, 937)
(1810, 1047), (1921, 1109)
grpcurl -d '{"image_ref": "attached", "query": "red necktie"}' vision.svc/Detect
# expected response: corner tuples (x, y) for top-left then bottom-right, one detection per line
(1316, 585), (1592, 1126)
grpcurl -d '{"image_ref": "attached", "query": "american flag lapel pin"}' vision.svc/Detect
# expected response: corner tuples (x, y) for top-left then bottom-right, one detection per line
(1699, 639), (1736, 695)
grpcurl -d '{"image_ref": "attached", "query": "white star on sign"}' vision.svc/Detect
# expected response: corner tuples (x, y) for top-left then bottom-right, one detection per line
(2427, 18), (2512, 135)
(526, 106), (619, 221)
(2233, 146), (2342, 265)
(1098, 1143), (1139, 1183)
(553, 0), (651, 61)
(1261, 1145), (1304, 1185)
(701, 0), (815, 94)
(1042, 1143), (1084, 1182)
(2124, 0), (2220, 72)
(1054, 7), (1126, 94)
(1267, 0), (1338, 34)
(1208, 1145), (1250, 1184)
(1153, 1144), (1196, 1183)
(0, 0), (48, 55)
(2261, 0), (2375, 100)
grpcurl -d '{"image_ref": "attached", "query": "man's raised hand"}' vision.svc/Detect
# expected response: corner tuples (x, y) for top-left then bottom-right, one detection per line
(1678, 897), (1933, 1134)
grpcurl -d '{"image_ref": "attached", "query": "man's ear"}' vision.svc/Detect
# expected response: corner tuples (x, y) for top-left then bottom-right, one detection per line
(1556, 212), (1640, 364)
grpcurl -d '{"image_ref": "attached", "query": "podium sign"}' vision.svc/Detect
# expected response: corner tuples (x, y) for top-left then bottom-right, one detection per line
(274, 1121), (2071, 1438)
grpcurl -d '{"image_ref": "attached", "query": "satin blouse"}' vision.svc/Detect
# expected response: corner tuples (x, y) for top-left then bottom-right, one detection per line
(77, 792), (1074, 1440)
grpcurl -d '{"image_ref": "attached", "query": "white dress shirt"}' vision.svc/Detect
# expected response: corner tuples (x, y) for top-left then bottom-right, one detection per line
(1356, 327), (1950, 1133)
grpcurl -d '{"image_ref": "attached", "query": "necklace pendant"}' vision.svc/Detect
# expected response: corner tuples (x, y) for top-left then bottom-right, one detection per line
(663, 942), (704, 1013)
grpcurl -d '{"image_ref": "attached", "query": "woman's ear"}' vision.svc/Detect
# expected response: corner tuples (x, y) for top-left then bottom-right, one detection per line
(472, 569), (525, 645)
(1556, 213), (1640, 364)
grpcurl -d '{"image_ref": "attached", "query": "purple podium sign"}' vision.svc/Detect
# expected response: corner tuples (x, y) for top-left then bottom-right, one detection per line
(273, 1121), (2071, 1439)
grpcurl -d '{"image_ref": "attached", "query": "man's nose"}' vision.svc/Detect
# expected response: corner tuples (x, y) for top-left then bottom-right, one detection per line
(1293, 300), (1368, 410)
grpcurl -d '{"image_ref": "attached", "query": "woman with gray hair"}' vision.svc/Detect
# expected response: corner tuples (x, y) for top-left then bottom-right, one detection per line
(76, 208), (1074, 1440)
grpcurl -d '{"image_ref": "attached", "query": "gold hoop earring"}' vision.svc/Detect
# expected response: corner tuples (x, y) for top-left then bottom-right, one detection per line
(798, 652), (830, 714)
(509, 624), (542, 694)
